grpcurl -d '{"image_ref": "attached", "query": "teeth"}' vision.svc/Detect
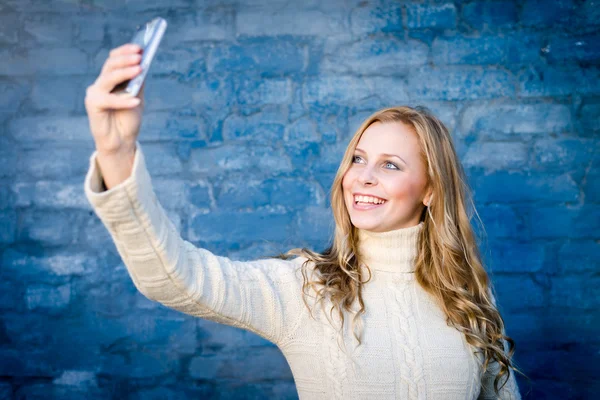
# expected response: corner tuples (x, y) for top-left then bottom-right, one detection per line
(354, 195), (386, 204)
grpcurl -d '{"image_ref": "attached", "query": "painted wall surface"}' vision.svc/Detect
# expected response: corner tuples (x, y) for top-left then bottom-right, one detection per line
(0, 0), (598, 398)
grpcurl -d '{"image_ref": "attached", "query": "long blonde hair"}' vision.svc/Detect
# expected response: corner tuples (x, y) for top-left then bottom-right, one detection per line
(282, 105), (521, 395)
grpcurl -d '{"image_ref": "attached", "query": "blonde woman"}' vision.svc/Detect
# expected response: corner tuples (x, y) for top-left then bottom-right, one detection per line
(84, 43), (522, 399)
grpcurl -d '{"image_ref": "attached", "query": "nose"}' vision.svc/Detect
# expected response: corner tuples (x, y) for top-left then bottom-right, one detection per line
(357, 166), (377, 186)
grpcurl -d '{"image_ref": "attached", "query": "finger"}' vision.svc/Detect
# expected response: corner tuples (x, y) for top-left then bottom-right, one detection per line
(109, 43), (142, 58)
(96, 65), (142, 93)
(88, 89), (141, 111)
(102, 52), (142, 76)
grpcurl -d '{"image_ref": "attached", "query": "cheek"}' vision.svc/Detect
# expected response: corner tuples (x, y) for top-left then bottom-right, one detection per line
(341, 170), (355, 192)
(385, 175), (422, 201)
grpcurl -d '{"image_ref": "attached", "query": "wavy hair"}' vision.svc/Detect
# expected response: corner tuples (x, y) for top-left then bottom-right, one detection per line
(281, 105), (522, 395)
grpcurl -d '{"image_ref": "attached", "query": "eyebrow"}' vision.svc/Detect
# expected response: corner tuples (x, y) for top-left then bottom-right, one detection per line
(354, 147), (408, 165)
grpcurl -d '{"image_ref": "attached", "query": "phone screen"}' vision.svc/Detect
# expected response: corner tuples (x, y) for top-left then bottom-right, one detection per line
(111, 17), (167, 97)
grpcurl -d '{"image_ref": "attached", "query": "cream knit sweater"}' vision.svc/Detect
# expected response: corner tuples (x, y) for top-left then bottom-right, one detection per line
(84, 141), (521, 400)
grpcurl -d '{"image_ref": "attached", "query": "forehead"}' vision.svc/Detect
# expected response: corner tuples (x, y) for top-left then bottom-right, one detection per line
(356, 121), (420, 154)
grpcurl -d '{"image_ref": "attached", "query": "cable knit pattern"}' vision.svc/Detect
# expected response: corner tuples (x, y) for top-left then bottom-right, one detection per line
(84, 141), (522, 400)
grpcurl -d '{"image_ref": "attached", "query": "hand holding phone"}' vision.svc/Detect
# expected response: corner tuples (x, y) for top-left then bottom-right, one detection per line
(85, 17), (167, 162)
(110, 17), (167, 97)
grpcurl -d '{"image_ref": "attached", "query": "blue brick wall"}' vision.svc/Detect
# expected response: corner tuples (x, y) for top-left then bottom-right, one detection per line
(0, 0), (598, 399)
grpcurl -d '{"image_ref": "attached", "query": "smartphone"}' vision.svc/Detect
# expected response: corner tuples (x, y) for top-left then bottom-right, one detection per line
(111, 17), (167, 97)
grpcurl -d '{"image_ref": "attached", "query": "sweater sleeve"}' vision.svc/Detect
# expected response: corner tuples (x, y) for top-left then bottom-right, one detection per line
(477, 291), (522, 400)
(83, 141), (306, 346)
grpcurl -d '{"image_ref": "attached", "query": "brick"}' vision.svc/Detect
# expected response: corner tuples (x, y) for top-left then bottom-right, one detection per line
(144, 78), (195, 111)
(98, 351), (177, 378)
(350, 3), (403, 35)
(485, 240), (545, 273)
(323, 37), (428, 74)
(506, 33), (545, 64)
(9, 116), (89, 143)
(30, 77), (80, 111)
(236, 77), (292, 106)
(583, 168), (599, 202)
(406, 3), (457, 29)
(5, 47), (89, 76)
(459, 102), (572, 138)
(189, 77), (236, 110)
(407, 67), (515, 100)
(152, 45), (206, 76)
(92, 0), (191, 12)
(19, 210), (81, 245)
(531, 138), (595, 172)
(189, 144), (293, 177)
(471, 171), (579, 204)
(518, 66), (578, 97)
(0, 184), (15, 209)
(188, 181), (212, 209)
(141, 112), (208, 141)
(303, 76), (410, 106)
(462, 141), (528, 171)
(579, 0), (600, 26)
(17, 145), (93, 180)
(558, 241), (600, 273)
(461, 1), (518, 29)
(0, 348), (56, 377)
(432, 36), (506, 65)
(13, 179), (89, 209)
(26, 283), (72, 311)
(476, 205), (524, 239)
(530, 206), (599, 239)
(236, 9), (347, 36)
(223, 107), (286, 144)
(549, 276), (600, 310)
(286, 116), (320, 143)
(521, 0), (576, 27)
(190, 354), (231, 380)
(293, 206), (334, 246)
(215, 176), (322, 210)
(545, 34), (600, 64)
(188, 210), (293, 243)
(53, 370), (97, 387)
(22, 13), (73, 45)
(208, 39), (305, 75)
(0, 383), (11, 399)
(493, 276), (545, 312)
(139, 142), (184, 176)
(579, 100), (600, 134)
(0, 79), (28, 112)
(0, 210), (17, 244)
(0, 13), (19, 44)
(576, 67), (600, 95)
(1, 0), (83, 12)
(163, 8), (235, 42)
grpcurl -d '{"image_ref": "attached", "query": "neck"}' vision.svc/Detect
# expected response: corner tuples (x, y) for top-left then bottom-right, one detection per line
(357, 222), (423, 273)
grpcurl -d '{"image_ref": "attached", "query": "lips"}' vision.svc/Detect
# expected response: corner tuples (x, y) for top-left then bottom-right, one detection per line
(352, 193), (387, 210)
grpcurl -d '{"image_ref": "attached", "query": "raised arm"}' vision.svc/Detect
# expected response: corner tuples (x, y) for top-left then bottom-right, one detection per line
(84, 141), (307, 345)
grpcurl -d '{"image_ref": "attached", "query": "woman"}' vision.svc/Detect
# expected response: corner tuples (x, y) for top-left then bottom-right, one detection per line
(84, 43), (522, 399)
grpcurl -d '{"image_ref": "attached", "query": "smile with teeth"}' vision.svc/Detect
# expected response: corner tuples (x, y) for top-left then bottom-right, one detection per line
(354, 195), (386, 205)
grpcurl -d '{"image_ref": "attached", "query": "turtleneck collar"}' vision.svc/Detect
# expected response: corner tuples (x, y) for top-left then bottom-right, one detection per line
(357, 221), (423, 273)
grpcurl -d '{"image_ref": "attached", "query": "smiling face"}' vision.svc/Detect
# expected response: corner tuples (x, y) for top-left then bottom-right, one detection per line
(341, 121), (432, 232)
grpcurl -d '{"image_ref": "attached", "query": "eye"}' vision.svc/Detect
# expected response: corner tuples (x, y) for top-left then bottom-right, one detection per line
(352, 155), (365, 164)
(384, 161), (399, 170)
